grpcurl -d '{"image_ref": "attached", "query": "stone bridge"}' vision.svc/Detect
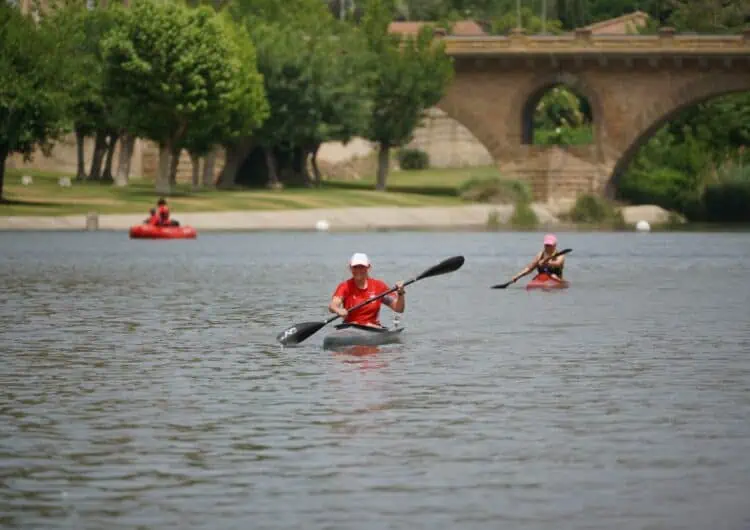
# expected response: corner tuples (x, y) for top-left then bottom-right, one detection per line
(438, 29), (750, 201)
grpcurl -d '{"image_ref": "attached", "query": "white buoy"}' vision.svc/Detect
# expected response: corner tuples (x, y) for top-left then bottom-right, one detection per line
(635, 220), (651, 232)
(21, 175), (33, 186)
(315, 219), (330, 232)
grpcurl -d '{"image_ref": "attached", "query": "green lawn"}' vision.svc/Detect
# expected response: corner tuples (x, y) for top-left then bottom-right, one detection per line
(0, 166), (500, 216)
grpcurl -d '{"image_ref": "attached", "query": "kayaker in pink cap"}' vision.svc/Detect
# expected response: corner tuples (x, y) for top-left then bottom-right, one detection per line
(510, 233), (566, 285)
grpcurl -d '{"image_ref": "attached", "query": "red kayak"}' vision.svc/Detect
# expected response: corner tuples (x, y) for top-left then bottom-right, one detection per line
(526, 272), (569, 291)
(129, 224), (197, 239)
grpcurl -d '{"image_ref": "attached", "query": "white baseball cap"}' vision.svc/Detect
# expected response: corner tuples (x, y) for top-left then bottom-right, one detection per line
(349, 253), (370, 267)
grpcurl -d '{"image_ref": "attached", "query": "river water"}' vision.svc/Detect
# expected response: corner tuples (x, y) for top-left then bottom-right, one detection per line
(1, 230), (749, 530)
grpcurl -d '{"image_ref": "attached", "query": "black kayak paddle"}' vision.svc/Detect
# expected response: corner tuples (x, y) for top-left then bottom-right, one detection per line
(491, 248), (572, 289)
(276, 255), (465, 346)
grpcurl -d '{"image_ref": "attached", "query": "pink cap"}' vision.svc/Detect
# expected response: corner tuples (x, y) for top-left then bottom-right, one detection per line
(543, 234), (557, 246)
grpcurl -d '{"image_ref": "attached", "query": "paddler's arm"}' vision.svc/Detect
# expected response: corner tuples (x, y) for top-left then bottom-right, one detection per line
(546, 255), (565, 268)
(384, 281), (406, 313)
(328, 296), (348, 318)
(544, 255), (565, 280)
(511, 252), (543, 283)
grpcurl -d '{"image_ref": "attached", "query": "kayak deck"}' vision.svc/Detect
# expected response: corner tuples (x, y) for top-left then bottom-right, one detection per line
(526, 273), (570, 291)
(322, 323), (404, 349)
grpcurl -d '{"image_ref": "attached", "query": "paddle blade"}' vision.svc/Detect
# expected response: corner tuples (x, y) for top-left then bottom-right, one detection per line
(491, 281), (513, 289)
(276, 321), (326, 346)
(415, 255), (465, 281)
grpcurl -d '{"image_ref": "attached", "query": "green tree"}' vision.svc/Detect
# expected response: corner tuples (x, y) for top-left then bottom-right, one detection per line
(46, 4), (130, 182)
(183, 15), (268, 188)
(0, 4), (74, 202)
(219, 0), (376, 188)
(491, 5), (563, 33)
(228, 0), (331, 28)
(667, 0), (749, 33)
(296, 25), (377, 185)
(361, 0), (454, 190)
(102, 0), (267, 194)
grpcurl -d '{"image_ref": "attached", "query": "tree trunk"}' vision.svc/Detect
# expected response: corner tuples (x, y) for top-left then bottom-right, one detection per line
(156, 143), (171, 195)
(169, 147), (181, 188)
(114, 133), (135, 187)
(264, 146), (282, 189)
(216, 138), (253, 188)
(295, 146), (313, 188)
(74, 126), (86, 180)
(202, 149), (216, 187)
(101, 132), (119, 182)
(310, 143), (322, 186)
(375, 143), (390, 191)
(88, 130), (108, 180)
(190, 151), (201, 190)
(0, 146), (7, 202)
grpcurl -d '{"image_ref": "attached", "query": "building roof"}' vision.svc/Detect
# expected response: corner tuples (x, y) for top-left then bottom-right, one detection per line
(584, 10), (650, 34)
(388, 20), (487, 36)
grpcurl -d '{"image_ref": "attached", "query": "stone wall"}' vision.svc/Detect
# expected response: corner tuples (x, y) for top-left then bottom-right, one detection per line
(7, 133), (144, 178)
(7, 134), (225, 184)
(405, 107), (494, 168)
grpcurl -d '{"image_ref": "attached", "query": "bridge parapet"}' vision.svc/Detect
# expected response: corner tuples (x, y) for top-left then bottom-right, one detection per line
(442, 31), (750, 56)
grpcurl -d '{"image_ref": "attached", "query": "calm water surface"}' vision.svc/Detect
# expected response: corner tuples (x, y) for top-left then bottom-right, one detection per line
(1, 231), (749, 530)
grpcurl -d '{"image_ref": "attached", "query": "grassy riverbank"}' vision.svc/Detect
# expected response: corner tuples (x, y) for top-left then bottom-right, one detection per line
(0, 167), (503, 217)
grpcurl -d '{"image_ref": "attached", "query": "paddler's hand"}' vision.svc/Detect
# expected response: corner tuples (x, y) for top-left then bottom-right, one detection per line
(337, 308), (348, 318)
(395, 281), (405, 295)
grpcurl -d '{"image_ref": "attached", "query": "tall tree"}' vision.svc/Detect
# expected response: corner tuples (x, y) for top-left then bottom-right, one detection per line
(219, 0), (374, 188)
(0, 4), (74, 202)
(102, 0), (267, 194)
(47, 4), (130, 182)
(360, 0), (454, 190)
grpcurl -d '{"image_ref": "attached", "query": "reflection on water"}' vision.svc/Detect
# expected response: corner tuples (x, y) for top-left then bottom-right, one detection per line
(0, 231), (749, 530)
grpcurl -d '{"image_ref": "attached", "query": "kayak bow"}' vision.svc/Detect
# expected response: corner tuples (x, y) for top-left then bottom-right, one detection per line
(526, 273), (570, 291)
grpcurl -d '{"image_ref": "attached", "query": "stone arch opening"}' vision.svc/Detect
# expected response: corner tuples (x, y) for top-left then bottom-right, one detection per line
(522, 84), (594, 146)
(606, 86), (750, 198)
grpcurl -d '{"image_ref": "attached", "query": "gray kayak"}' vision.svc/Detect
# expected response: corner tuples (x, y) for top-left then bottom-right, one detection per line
(322, 324), (405, 349)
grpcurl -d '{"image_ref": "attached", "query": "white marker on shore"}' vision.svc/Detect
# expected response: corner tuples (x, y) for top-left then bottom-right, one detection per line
(635, 220), (651, 232)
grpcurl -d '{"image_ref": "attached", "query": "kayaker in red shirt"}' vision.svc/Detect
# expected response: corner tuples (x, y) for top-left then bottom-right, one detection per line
(144, 208), (159, 225)
(156, 198), (180, 226)
(511, 233), (566, 283)
(328, 253), (405, 328)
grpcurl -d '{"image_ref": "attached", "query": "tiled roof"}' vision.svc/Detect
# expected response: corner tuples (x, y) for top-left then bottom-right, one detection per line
(388, 19), (487, 36)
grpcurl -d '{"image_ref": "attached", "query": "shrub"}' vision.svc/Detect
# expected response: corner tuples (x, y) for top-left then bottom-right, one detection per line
(569, 194), (624, 227)
(716, 164), (750, 184)
(486, 209), (502, 230)
(570, 194), (611, 223)
(397, 148), (429, 170)
(459, 177), (532, 204)
(510, 200), (538, 229)
(617, 167), (701, 217)
(702, 182), (750, 222)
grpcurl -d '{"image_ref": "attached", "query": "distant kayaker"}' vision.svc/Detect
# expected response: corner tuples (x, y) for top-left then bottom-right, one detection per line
(511, 234), (566, 284)
(329, 253), (405, 328)
(156, 198), (180, 226)
(144, 208), (158, 225)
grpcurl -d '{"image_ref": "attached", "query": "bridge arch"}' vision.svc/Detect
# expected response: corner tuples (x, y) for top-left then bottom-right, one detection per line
(606, 74), (750, 196)
(515, 72), (602, 145)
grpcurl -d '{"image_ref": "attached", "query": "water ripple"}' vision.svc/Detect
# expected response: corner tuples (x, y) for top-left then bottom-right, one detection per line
(0, 231), (749, 530)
